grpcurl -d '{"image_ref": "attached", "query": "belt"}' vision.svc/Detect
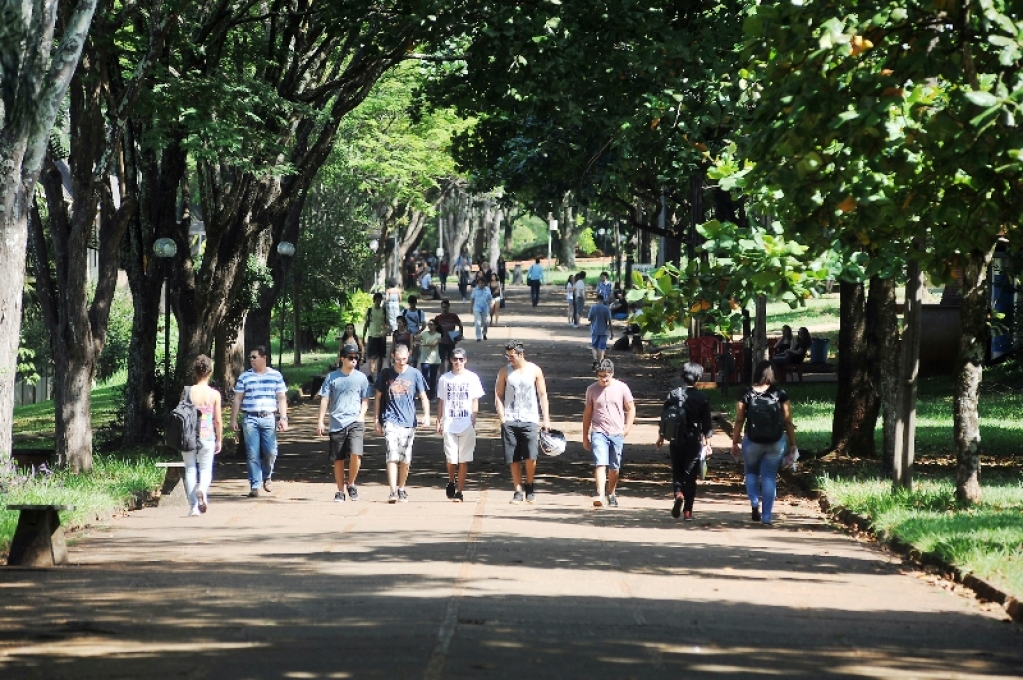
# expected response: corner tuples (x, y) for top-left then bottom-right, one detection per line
(244, 411), (275, 418)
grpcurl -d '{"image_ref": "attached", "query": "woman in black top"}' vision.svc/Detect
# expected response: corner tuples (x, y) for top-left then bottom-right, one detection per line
(656, 362), (714, 521)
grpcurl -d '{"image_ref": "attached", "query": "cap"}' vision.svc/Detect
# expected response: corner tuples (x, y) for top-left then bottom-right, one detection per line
(451, 347), (467, 359)
(341, 343), (361, 356)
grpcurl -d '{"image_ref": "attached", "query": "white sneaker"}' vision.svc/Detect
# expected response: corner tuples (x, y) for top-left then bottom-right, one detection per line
(189, 505), (201, 517)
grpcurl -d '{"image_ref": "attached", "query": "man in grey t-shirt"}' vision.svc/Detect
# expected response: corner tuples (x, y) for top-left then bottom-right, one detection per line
(317, 344), (372, 502)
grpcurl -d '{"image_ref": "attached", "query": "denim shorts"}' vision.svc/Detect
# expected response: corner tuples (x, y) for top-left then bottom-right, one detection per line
(590, 431), (624, 470)
(590, 334), (608, 350)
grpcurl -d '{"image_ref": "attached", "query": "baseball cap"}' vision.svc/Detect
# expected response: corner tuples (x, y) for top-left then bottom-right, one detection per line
(341, 343), (361, 356)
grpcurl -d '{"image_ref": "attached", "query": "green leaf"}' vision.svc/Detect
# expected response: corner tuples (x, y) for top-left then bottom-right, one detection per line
(964, 90), (999, 107)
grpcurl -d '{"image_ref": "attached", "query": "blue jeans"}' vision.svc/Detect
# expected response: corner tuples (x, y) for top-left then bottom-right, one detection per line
(420, 363), (440, 399)
(473, 307), (489, 339)
(590, 431), (624, 470)
(242, 414), (278, 489)
(181, 439), (215, 508)
(528, 279), (541, 306)
(742, 436), (785, 523)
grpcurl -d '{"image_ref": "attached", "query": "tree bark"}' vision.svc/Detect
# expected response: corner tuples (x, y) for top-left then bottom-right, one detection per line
(558, 205), (578, 268)
(214, 315), (245, 394)
(954, 247), (994, 505)
(870, 277), (900, 474)
(831, 280), (880, 457)
(893, 259), (924, 490)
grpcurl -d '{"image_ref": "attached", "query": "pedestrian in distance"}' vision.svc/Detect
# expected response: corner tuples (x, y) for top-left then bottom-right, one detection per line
(436, 347), (485, 502)
(401, 295), (427, 366)
(596, 271), (613, 306)
(317, 344), (372, 502)
(339, 323), (364, 368)
(656, 362), (713, 521)
(182, 354), (222, 516)
(470, 277), (494, 341)
(582, 359), (635, 508)
(572, 271), (587, 327)
(565, 277), (575, 325)
(731, 360), (798, 525)
(438, 259), (449, 292)
(488, 272), (503, 326)
(418, 319), (443, 400)
(495, 340), (552, 504)
(497, 255), (507, 287)
(527, 256), (544, 307)
(391, 316), (414, 365)
(587, 293), (613, 369)
(374, 344), (431, 503)
(230, 346), (288, 497)
(384, 277), (403, 331)
(362, 293), (388, 381)
(433, 299), (465, 372)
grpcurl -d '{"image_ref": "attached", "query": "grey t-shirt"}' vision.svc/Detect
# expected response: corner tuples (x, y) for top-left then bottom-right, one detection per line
(319, 369), (372, 431)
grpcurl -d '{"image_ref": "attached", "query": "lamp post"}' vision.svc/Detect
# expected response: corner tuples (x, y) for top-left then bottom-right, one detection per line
(153, 238), (178, 413)
(547, 215), (558, 283)
(276, 241), (296, 367)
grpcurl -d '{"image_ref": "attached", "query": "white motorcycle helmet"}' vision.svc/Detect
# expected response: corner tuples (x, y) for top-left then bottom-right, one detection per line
(539, 429), (567, 457)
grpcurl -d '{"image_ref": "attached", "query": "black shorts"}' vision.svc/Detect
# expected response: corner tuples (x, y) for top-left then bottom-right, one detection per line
(329, 422), (365, 461)
(439, 343), (455, 363)
(367, 337), (387, 359)
(502, 421), (539, 464)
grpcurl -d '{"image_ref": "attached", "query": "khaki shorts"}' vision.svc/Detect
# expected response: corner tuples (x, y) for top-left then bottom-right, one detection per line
(443, 427), (476, 464)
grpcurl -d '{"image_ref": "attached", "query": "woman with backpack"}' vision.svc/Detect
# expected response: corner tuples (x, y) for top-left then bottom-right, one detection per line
(731, 360), (798, 526)
(183, 354), (222, 516)
(655, 362), (713, 521)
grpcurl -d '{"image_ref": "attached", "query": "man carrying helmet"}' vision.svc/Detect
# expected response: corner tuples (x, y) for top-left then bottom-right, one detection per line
(582, 359), (635, 507)
(317, 344), (372, 502)
(495, 340), (551, 503)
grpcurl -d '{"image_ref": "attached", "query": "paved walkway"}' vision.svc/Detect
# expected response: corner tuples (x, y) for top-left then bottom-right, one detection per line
(2, 285), (1021, 679)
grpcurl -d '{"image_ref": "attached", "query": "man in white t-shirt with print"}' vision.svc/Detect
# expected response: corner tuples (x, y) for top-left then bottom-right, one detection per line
(436, 347), (485, 502)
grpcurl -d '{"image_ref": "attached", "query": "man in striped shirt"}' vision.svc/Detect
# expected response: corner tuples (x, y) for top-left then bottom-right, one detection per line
(230, 346), (289, 497)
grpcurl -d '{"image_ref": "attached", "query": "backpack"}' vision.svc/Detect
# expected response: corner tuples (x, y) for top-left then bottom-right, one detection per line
(746, 389), (784, 444)
(659, 387), (690, 442)
(166, 386), (202, 452)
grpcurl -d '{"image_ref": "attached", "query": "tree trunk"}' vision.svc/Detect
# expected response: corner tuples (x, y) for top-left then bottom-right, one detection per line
(52, 355), (95, 473)
(558, 205), (578, 268)
(831, 280), (879, 457)
(870, 277), (900, 474)
(214, 315), (245, 393)
(293, 273), (302, 366)
(121, 293), (160, 446)
(954, 247), (994, 505)
(0, 189), (30, 462)
(753, 295), (769, 363)
(893, 259), (924, 490)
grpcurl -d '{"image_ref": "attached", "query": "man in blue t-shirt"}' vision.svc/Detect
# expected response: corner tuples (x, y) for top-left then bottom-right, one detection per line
(587, 294), (613, 369)
(317, 343), (372, 502)
(230, 346), (289, 497)
(526, 257), (545, 307)
(374, 343), (430, 503)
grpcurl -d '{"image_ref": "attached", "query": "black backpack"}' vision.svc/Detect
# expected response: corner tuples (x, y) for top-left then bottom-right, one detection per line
(166, 386), (202, 452)
(659, 387), (690, 441)
(746, 389), (784, 444)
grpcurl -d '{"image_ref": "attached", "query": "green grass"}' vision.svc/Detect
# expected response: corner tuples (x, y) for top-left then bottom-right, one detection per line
(544, 261), (616, 287)
(13, 378), (125, 447)
(0, 449), (165, 558)
(820, 474), (1023, 600)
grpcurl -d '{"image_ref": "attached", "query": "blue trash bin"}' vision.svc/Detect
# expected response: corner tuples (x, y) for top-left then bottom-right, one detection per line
(810, 338), (829, 364)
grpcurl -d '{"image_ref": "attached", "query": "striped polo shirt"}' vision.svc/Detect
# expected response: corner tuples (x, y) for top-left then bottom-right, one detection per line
(235, 367), (287, 413)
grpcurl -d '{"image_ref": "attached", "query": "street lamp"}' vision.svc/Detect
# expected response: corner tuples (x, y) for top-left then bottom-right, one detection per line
(153, 237), (177, 414)
(277, 241), (295, 367)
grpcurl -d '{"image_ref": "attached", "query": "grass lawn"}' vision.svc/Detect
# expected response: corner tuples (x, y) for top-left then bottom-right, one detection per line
(820, 473), (1023, 601)
(0, 449), (165, 559)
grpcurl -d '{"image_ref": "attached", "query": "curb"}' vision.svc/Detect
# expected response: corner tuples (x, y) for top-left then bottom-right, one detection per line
(818, 496), (1023, 624)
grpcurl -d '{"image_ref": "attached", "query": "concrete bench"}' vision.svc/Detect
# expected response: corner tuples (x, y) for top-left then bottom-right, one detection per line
(6, 504), (75, 567)
(156, 461), (188, 507)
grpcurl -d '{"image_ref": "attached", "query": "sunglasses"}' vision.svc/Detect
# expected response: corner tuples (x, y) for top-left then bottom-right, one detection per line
(451, 357), (466, 363)
(344, 355), (359, 361)
(249, 354), (262, 360)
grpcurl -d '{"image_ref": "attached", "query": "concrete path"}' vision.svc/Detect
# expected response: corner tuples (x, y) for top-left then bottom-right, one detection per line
(1, 285), (1021, 679)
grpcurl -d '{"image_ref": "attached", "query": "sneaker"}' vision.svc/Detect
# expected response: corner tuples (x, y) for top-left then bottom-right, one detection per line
(248, 488), (260, 498)
(671, 495), (683, 518)
(608, 494), (619, 507)
(593, 496), (605, 508)
(683, 510), (694, 521)
(525, 484), (536, 503)
(453, 491), (464, 502)
(189, 505), (201, 517)
(592, 361), (599, 370)
(510, 490), (524, 504)
(446, 481), (456, 499)
(263, 480), (272, 493)
(751, 506), (761, 522)
(398, 489), (409, 503)
(334, 491), (346, 502)
(483, 333), (487, 340)
(388, 490), (398, 504)
(196, 489), (208, 513)
(347, 485), (359, 501)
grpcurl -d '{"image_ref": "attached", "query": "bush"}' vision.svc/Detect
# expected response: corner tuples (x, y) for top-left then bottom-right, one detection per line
(343, 290), (374, 329)
(577, 227), (598, 256)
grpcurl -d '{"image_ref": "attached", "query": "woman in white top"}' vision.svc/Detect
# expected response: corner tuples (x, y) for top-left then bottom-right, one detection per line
(572, 272), (587, 327)
(183, 354), (222, 516)
(418, 320), (443, 399)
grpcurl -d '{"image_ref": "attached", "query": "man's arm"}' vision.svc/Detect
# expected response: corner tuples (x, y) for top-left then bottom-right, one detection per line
(535, 368), (551, 431)
(419, 391), (431, 428)
(374, 391), (384, 434)
(276, 390), (289, 431)
(230, 389), (243, 431)
(470, 398), (479, 427)
(359, 397), (369, 421)
(317, 396), (330, 437)
(623, 399), (636, 438)
(582, 400), (593, 450)
(494, 368), (508, 423)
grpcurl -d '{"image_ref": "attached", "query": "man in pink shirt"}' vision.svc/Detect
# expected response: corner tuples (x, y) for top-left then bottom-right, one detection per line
(582, 359), (635, 507)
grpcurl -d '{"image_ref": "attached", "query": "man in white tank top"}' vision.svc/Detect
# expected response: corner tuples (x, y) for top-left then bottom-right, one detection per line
(495, 341), (551, 504)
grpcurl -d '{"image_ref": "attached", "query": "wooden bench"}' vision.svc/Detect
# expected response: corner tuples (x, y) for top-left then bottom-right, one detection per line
(155, 461), (188, 507)
(11, 448), (54, 470)
(6, 504), (75, 567)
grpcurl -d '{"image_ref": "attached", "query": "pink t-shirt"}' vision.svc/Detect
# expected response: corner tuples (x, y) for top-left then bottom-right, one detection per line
(585, 379), (634, 435)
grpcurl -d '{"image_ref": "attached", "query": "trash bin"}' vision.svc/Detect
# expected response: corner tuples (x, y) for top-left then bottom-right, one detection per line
(811, 338), (829, 364)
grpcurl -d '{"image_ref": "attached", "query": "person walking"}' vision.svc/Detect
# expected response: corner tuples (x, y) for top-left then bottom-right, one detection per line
(596, 271), (613, 305)
(418, 319), (443, 400)
(439, 259), (449, 292)
(565, 278), (575, 325)
(488, 272), (503, 326)
(317, 344), (372, 502)
(495, 340), (552, 504)
(391, 316), (414, 365)
(339, 323), (364, 368)
(454, 251), (471, 301)
(497, 255), (507, 288)
(401, 295), (427, 366)
(731, 360), (798, 525)
(527, 257), (544, 307)
(374, 344), (430, 503)
(587, 293), (613, 369)
(384, 277), (403, 331)
(572, 272), (587, 327)
(436, 347), (485, 502)
(362, 293), (388, 381)
(469, 277), (493, 341)
(433, 299), (465, 372)
(656, 362), (714, 521)
(582, 359), (635, 508)
(183, 354), (222, 516)
(230, 346), (289, 497)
